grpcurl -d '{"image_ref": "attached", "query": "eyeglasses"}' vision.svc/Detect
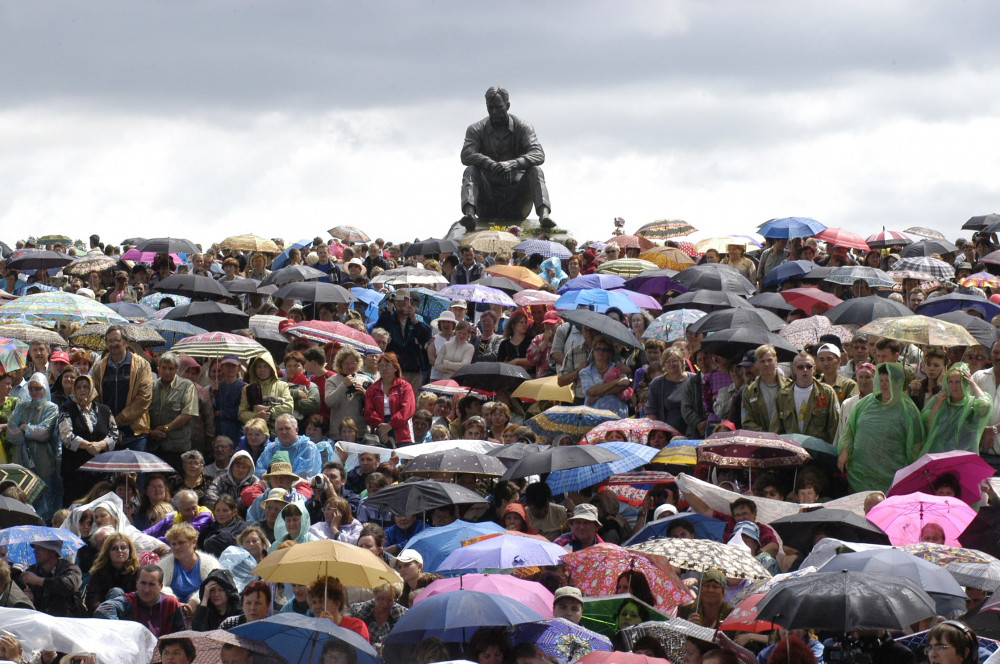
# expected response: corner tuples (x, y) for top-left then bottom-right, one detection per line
(28, 386), (44, 391)
(794, 365), (815, 370)
(111, 544), (130, 552)
(926, 645), (954, 653)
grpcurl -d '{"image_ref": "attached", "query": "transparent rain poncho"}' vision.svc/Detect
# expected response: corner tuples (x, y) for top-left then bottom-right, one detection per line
(920, 361), (992, 456)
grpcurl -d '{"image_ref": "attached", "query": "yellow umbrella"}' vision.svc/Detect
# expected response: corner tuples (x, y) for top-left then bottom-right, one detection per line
(511, 375), (575, 403)
(251, 539), (402, 588)
(861, 315), (977, 347)
(219, 234), (281, 254)
(640, 247), (696, 270)
(652, 444), (697, 466)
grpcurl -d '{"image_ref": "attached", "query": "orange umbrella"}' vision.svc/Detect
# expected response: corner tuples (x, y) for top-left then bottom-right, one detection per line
(486, 265), (546, 289)
(640, 247), (696, 270)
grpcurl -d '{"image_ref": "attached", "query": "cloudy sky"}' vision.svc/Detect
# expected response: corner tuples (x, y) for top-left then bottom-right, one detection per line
(1, 1), (998, 249)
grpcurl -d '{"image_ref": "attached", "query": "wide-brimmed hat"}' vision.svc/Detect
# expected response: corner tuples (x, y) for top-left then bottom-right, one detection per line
(568, 503), (602, 526)
(433, 311), (458, 326)
(262, 462), (300, 484)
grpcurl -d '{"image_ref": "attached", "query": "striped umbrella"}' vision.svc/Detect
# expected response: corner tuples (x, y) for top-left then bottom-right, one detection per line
(79, 449), (175, 473)
(438, 284), (516, 307)
(0, 337), (27, 373)
(639, 246), (696, 270)
(0, 464), (45, 502)
(327, 225), (371, 244)
(138, 319), (208, 351)
(635, 219), (697, 239)
(140, 292), (192, 309)
(173, 331), (268, 359)
(0, 292), (128, 326)
(866, 229), (914, 249)
(512, 290), (560, 307)
(219, 234), (281, 253)
(525, 405), (621, 438)
(284, 320), (381, 354)
(512, 239), (572, 259)
(606, 234), (655, 251)
(64, 253), (118, 276)
(594, 258), (658, 277)
(813, 227), (870, 251)
(888, 256), (955, 281)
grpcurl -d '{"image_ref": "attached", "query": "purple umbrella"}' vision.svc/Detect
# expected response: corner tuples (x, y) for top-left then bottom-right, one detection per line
(611, 288), (663, 311)
(557, 274), (626, 293)
(438, 284), (515, 306)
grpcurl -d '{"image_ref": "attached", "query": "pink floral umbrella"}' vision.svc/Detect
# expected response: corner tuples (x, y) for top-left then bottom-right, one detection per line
(581, 418), (682, 445)
(778, 315), (857, 349)
(866, 492), (977, 546)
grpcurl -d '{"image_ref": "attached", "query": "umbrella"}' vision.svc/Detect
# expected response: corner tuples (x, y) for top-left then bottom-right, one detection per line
(121, 248), (183, 264)
(784, 433), (839, 469)
(0, 525), (85, 566)
(439, 283), (516, 307)
(582, 596), (673, 640)
(668, 264), (756, 296)
(105, 301), (157, 320)
(416, 573), (554, 618)
(866, 229), (914, 249)
(769, 508), (890, 553)
(221, 277), (261, 295)
(471, 274), (524, 293)
(0, 495), (44, 528)
(149, 630), (285, 664)
(559, 274), (627, 293)
(172, 331), (268, 360)
(0, 292), (127, 326)
(959, 506), (1000, 558)
(901, 542), (999, 567)
(888, 256), (955, 280)
(327, 225), (371, 244)
(64, 253), (118, 276)
(640, 247), (695, 270)
(917, 293), (1000, 319)
(481, 265), (545, 289)
(251, 538), (401, 587)
(687, 308), (785, 335)
(817, 549), (967, 618)
(401, 450), (508, 477)
(623, 619), (756, 664)
(267, 238), (312, 271)
(813, 227), (870, 251)
(139, 319), (208, 351)
(824, 266), (896, 288)
(37, 234), (73, 245)
(80, 450), (175, 474)
(382, 588), (544, 643)
(551, 309), (641, 350)
(140, 292), (192, 309)
(164, 301), (250, 332)
(154, 273), (232, 300)
(68, 322), (166, 351)
(611, 289), (664, 312)
(513, 239), (572, 258)
(273, 281), (356, 304)
(510, 289), (559, 308)
(902, 227), (947, 240)
(595, 258), (658, 277)
(934, 311), (999, 348)
(219, 233), (280, 253)
(231, 613), (378, 664)
(420, 379), (470, 397)
(606, 234), (656, 251)
(945, 561), (1000, 593)
(626, 538), (772, 579)
(777, 288), (842, 313)
(403, 520), (506, 573)
(284, 320), (381, 354)
(747, 292), (796, 313)
(581, 418), (682, 445)
(599, 471), (677, 507)
(900, 238), (959, 258)
(555, 288), (639, 314)
(500, 444), (623, 481)
(137, 237), (200, 254)
(860, 315), (977, 347)
(762, 260), (820, 288)
(403, 238), (461, 257)
(451, 362), (531, 392)
(5, 250), (74, 271)
(697, 430), (811, 469)
(758, 217), (826, 239)
(486, 442), (550, 464)
(887, 450), (995, 507)
(692, 235), (762, 254)
(624, 512), (727, 546)
(963, 214), (1000, 231)
(0, 336), (27, 373)
(755, 570), (936, 631)
(512, 618), (613, 664)
(700, 328), (799, 362)
(577, 652), (669, 664)
(636, 219), (697, 239)
(660, 291), (754, 314)
(563, 543), (693, 613)
(372, 267), (449, 286)
(511, 375), (575, 403)
(464, 230), (519, 254)
(259, 264), (327, 288)
(524, 405), (622, 438)
(866, 492), (976, 546)
(621, 268), (683, 297)
(778, 315), (857, 349)
(545, 441), (657, 494)
(436, 533), (568, 572)
(0, 464), (46, 502)
(822, 295), (912, 325)
(959, 271), (1000, 289)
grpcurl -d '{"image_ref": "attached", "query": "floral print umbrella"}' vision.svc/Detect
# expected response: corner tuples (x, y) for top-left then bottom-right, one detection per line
(0, 525), (85, 566)
(778, 315), (856, 349)
(512, 289), (560, 307)
(697, 430), (812, 469)
(513, 618), (612, 664)
(581, 418), (682, 445)
(642, 309), (706, 343)
(635, 219), (698, 240)
(627, 538), (773, 580)
(901, 542), (999, 567)
(327, 225), (371, 243)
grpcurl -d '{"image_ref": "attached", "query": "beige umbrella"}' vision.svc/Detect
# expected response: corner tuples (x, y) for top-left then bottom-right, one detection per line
(861, 315), (978, 347)
(466, 230), (520, 254)
(219, 234), (281, 253)
(252, 538), (402, 588)
(0, 323), (66, 346)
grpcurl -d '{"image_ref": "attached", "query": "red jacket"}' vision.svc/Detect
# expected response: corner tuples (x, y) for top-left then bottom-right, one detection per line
(364, 378), (416, 443)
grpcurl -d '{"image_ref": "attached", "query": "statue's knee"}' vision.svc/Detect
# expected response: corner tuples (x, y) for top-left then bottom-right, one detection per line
(463, 165), (480, 178)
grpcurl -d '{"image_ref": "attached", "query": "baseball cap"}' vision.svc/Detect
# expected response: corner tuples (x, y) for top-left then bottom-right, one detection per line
(221, 353), (241, 366)
(738, 350), (756, 367)
(542, 311), (562, 325)
(817, 343), (841, 358)
(395, 549), (423, 566)
(49, 350), (70, 365)
(734, 520), (761, 544)
(553, 586), (584, 604)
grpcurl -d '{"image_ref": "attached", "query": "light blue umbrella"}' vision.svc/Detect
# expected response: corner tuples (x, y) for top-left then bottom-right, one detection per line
(382, 589), (544, 643)
(0, 526), (85, 566)
(554, 288), (639, 314)
(545, 441), (656, 495)
(623, 512), (727, 546)
(231, 613), (378, 664)
(404, 519), (504, 572)
(269, 238), (312, 271)
(140, 292), (191, 309)
(436, 532), (569, 572)
(758, 216), (826, 239)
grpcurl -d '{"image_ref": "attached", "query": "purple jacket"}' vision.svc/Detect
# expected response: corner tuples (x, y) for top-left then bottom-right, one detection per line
(143, 508), (216, 543)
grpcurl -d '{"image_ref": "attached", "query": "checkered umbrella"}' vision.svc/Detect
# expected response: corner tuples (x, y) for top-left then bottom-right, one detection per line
(545, 441), (657, 494)
(513, 239), (572, 258)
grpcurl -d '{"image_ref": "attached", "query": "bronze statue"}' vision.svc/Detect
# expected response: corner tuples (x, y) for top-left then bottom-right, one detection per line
(460, 86), (554, 232)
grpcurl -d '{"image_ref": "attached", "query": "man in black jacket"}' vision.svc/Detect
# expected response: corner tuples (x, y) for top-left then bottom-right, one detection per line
(18, 541), (84, 617)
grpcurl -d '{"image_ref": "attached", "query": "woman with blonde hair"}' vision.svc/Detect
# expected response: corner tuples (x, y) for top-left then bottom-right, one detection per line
(325, 345), (372, 438)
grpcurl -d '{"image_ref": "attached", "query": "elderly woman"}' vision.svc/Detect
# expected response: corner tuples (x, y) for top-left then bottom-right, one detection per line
(167, 450), (213, 505)
(159, 522), (222, 620)
(325, 346), (372, 439)
(85, 531), (141, 613)
(364, 352), (415, 444)
(921, 362), (991, 455)
(59, 374), (119, 507)
(580, 335), (632, 418)
(268, 500), (317, 552)
(433, 321), (475, 380)
(7, 372), (61, 521)
(309, 495), (363, 544)
(721, 243), (756, 281)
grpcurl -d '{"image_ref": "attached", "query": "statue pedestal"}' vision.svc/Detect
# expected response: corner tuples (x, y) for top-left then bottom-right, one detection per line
(444, 217), (572, 243)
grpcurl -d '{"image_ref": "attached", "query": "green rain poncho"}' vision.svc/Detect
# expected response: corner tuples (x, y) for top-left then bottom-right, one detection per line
(841, 362), (924, 493)
(920, 362), (992, 456)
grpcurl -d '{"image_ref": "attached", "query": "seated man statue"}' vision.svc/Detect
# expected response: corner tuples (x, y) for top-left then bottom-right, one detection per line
(461, 85), (554, 232)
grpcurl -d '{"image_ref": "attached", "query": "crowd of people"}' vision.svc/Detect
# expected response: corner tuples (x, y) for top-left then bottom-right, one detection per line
(0, 224), (998, 664)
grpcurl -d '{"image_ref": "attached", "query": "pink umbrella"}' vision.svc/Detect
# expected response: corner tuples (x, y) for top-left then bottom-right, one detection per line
(611, 288), (663, 311)
(778, 315), (857, 349)
(887, 451), (994, 506)
(121, 248), (183, 264)
(513, 289), (560, 307)
(414, 573), (554, 619)
(866, 492), (977, 546)
(813, 227), (871, 252)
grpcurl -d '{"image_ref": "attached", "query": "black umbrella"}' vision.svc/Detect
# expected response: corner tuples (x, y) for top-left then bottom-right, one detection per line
(669, 264), (755, 296)
(0, 495), (44, 528)
(222, 278), (262, 295)
(273, 281), (356, 304)
(5, 250), (75, 270)
(963, 214), (1000, 231)
(916, 293), (1000, 319)
(0, 240), (14, 258)
(137, 237), (201, 255)
(155, 273), (232, 300)
(800, 266), (837, 283)
(485, 442), (550, 466)
(165, 301), (250, 332)
(755, 570), (936, 632)
(661, 291), (754, 314)
(361, 478), (489, 516)
(259, 265), (327, 288)
(958, 505), (1000, 558)
(934, 311), (999, 348)
(699, 328), (799, 362)
(452, 362), (532, 392)
(747, 292), (796, 313)
(769, 508), (890, 554)
(687, 307), (786, 334)
(900, 239), (959, 258)
(402, 450), (508, 477)
(250, 327), (289, 359)
(403, 238), (461, 257)
(471, 275), (524, 293)
(120, 237), (148, 246)
(500, 445), (623, 481)
(557, 309), (642, 349)
(823, 295), (912, 325)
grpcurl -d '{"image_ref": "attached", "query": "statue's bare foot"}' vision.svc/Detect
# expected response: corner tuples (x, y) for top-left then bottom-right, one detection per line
(538, 214), (556, 229)
(460, 213), (478, 233)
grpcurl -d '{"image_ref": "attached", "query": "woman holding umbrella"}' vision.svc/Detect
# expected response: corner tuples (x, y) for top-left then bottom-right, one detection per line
(580, 335), (632, 417)
(920, 362), (991, 456)
(364, 352), (415, 444)
(58, 374), (119, 506)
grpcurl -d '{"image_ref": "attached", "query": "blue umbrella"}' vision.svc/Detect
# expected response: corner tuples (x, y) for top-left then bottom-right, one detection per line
(404, 520), (505, 572)
(0, 526), (85, 566)
(269, 238), (312, 271)
(230, 613), (378, 664)
(140, 292), (192, 309)
(512, 618), (613, 664)
(410, 287), (449, 322)
(623, 512), (727, 546)
(554, 288), (639, 314)
(513, 239), (572, 259)
(545, 442), (657, 495)
(762, 260), (820, 287)
(916, 293), (1000, 320)
(758, 217), (826, 239)
(557, 274), (626, 293)
(436, 532), (569, 573)
(382, 589), (544, 643)
(351, 287), (385, 330)
(137, 318), (208, 351)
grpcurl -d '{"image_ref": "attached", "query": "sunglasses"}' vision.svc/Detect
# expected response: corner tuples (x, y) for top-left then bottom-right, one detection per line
(795, 365), (815, 370)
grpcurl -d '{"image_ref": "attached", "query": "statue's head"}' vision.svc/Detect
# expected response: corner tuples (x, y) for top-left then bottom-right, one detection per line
(485, 86), (510, 122)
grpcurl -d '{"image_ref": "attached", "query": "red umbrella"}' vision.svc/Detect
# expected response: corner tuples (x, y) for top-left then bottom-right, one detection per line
(866, 229), (914, 249)
(888, 451), (995, 506)
(778, 287), (843, 313)
(814, 227), (870, 251)
(606, 234), (655, 251)
(719, 591), (780, 632)
(581, 418), (682, 445)
(599, 471), (676, 507)
(283, 320), (380, 354)
(697, 430), (811, 469)
(562, 543), (693, 613)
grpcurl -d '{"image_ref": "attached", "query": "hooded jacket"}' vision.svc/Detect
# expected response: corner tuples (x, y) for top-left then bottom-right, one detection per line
(68, 492), (164, 554)
(190, 568), (241, 631)
(268, 500), (317, 552)
(921, 361), (992, 456)
(204, 450), (264, 509)
(6, 372), (60, 476)
(238, 354), (293, 431)
(501, 502), (539, 535)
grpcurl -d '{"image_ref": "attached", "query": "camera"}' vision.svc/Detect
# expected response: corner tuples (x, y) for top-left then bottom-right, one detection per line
(824, 637), (875, 664)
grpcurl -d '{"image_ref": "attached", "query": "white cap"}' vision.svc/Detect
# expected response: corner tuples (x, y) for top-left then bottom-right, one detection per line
(817, 343), (841, 358)
(653, 504), (679, 520)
